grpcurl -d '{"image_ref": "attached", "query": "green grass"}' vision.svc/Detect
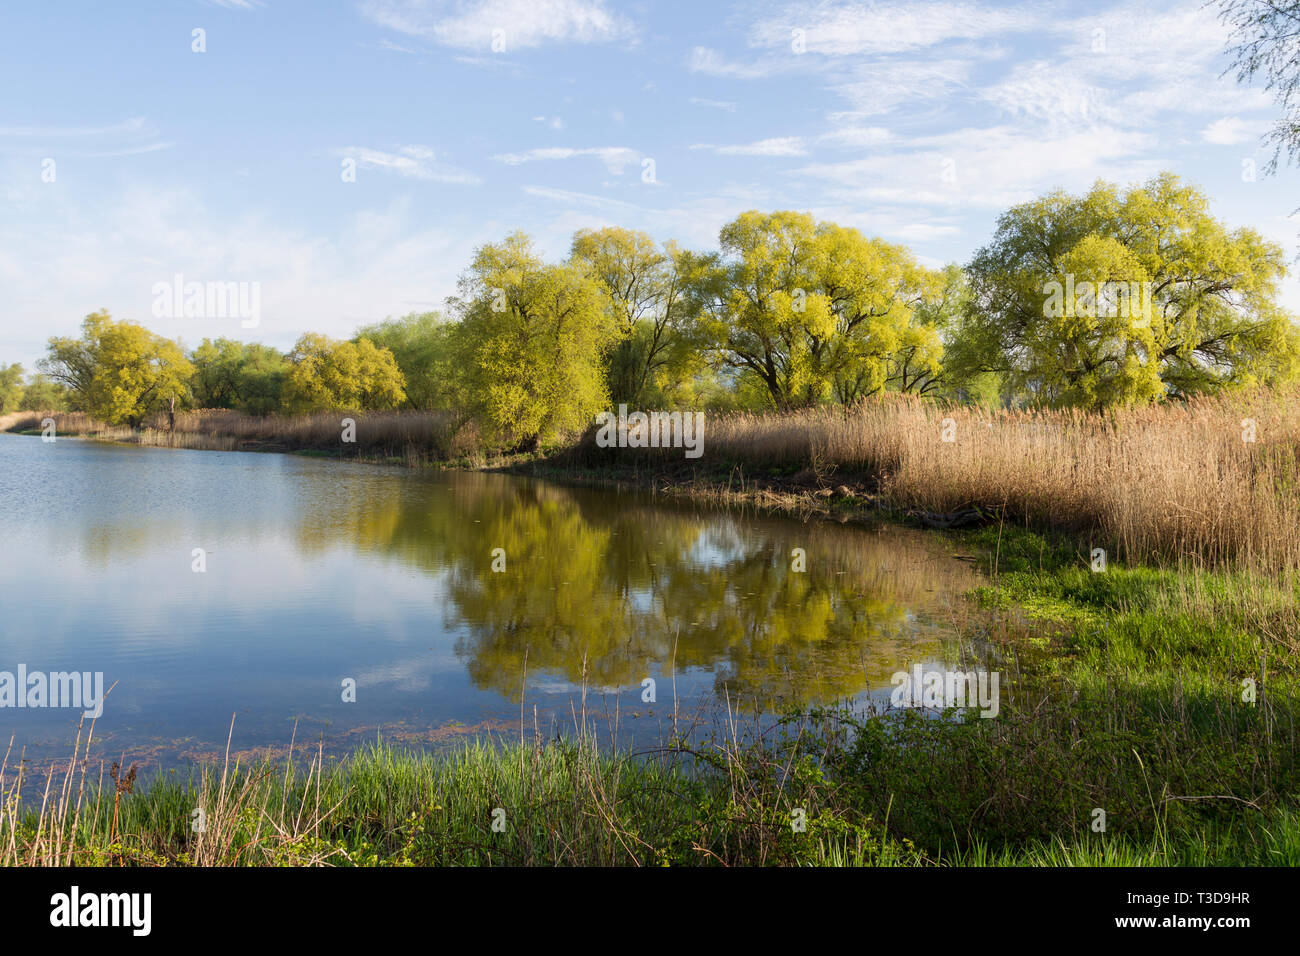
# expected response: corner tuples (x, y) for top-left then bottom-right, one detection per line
(2, 734), (915, 867)
(6, 700), (1298, 866)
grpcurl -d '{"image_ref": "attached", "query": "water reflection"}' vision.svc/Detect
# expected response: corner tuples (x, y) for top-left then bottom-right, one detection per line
(306, 471), (975, 710)
(0, 436), (975, 764)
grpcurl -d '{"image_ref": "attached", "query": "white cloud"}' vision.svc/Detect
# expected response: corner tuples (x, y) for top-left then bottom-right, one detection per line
(831, 59), (974, 115)
(520, 183), (773, 249)
(1202, 117), (1257, 146)
(818, 125), (891, 148)
(687, 46), (795, 80)
(792, 123), (1163, 210)
(1059, 4), (1269, 117)
(748, 1), (1046, 56)
(521, 184), (640, 211)
(690, 97), (738, 112)
(0, 117), (148, 137)
(0, 116), (172, 158)
(690, 0), (1283, 254)
(338, 145), (481, 184)
(492, 145), (640, 173)
(890, 222), (962, 241)
(692, 137), (808, 157)
(85, 142), (177, 158)
(804, 203), (964, 245)
(980, 62), (1118, 127)
(361, 0), (635, 50)
(0, 181), (493, 365)
(374, 37), (418, 53)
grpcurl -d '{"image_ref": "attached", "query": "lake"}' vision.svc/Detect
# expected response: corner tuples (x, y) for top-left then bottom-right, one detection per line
(0, 433), (976, 772)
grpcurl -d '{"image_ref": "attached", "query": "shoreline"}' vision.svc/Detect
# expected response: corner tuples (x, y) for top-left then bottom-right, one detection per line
(0, 423), (1010, 539)
(9, 390), (1300, 575)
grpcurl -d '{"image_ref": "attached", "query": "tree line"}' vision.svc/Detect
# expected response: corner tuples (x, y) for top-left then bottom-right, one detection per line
(5, 171), (1297, 451)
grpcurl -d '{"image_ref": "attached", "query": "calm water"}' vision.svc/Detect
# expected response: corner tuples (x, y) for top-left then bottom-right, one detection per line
(0, 433), (974, 770)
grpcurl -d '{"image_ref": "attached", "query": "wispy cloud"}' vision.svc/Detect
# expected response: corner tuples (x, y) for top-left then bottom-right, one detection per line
(337, 145), (482, 184)
(0, 118), (151, 137)
(361, 0), (635, 50)
(1202, 116), (1258, 146)
(979, 61), (1117, 127)
(374, 37), (419, 54)
(492, 145), (640, 173)
(84, 141), (177, 158)
(521, 184), (640, 211)
(792, 123), (1162, 210)
(687, 46), (796, 80)
(690, 1), (1041, 81)
(830, 60), (974, 115)
(520, 182), (773, 249)
(692, 137), (808, 157)
(747, 1), (1045, 55)
(817, 124), (891, 148)
(690, 97), (738, 112)
(0, 116), (172, 158)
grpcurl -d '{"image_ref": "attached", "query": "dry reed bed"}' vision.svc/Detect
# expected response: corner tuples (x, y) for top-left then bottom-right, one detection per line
(573, 389), (1300, 572)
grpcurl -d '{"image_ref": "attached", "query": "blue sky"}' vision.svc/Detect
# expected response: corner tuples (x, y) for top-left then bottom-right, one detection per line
(3, 0), (1298, 368)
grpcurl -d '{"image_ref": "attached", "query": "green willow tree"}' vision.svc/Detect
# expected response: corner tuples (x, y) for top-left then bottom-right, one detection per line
(283, 333), (406, 412)
(447, 232), (614, 451)
(814, 222), (944, 402)
(0, 363), (23, 412)
(695, 211), (943, 409)
(190, 338), (288, 414)
(962, 173), (1300, 409)
(40, 311), (193, 426)
(353, 312), (460, 411)
(569, 226), (701, 407)
(17, 374), (69, 412)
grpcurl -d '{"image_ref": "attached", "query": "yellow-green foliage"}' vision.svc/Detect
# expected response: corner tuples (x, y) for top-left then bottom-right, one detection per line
(283, 333), (407, 412)
(40, 310), (193, 426)
(965, 172), (1300, 409)
(570, 226), (704, 406)
(697, 210), (944, 409)
(448, 232), (614, 450)
(190, 337), (289, 414)
(0, 363), (23, 412)
(353, 312), (460, 411)
(21, 173), (1300, 434)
